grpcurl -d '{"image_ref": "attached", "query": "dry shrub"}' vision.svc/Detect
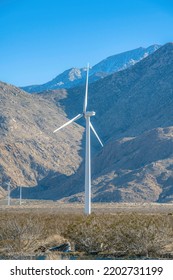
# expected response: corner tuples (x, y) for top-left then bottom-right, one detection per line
(0, 214), (44, 256)
(0, 211), (173, 258)
(63, 213), (173, 257)
(63, 214), (106, 253)
(107, 214), (173, 257)
(0, 211), (75, 257)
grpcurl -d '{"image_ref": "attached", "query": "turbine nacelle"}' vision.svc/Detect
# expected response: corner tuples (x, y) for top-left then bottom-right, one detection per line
(84, 111), (96, 118)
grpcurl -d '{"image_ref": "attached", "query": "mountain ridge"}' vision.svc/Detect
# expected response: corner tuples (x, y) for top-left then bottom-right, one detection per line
(21, 44), (160, 93)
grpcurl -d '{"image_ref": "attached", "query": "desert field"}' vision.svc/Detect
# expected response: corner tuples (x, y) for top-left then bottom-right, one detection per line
(0, 199), (173, 214)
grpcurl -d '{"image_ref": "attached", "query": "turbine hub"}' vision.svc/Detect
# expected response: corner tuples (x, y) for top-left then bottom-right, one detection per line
(84, 111), (96, 117)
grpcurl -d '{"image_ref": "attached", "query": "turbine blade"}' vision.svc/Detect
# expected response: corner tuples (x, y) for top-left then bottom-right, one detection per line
(90, 122), (103, 147)
(83, 63), (89, 113)
(53, 113), (83, 133)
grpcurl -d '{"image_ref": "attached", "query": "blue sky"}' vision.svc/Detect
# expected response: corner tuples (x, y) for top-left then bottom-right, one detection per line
(0, 0), (173, 86)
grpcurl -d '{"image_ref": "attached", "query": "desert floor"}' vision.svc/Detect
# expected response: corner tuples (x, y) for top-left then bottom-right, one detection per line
(0, 199), (173, 214)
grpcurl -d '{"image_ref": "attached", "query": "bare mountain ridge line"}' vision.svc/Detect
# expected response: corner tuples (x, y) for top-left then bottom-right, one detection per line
(21, 44), (160, 93)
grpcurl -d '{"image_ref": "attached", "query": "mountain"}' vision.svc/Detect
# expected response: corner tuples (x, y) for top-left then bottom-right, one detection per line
(27, 42), (173, 203)
(0, 82), (83, 196)
(22, 68), (88, 93)
(21, 45), (160, 93)
(2, 43), (173, 203)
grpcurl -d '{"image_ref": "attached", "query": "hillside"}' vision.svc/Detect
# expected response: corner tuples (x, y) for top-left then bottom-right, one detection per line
(91, 127), (173, 203)
(27, 126), (173, 203)
(0, 82), (83, 196)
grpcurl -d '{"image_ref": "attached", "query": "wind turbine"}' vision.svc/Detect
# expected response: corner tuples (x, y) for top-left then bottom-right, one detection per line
(53, 64), (103, 215)
(5, 181), (11, 206)
(19, 186), (22, 205)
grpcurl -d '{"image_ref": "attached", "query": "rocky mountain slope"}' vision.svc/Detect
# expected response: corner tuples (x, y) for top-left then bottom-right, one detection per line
(27, 126), (173, 203)
(22, 45), (160, 93)
(0, 82), (83, 196)
(89, 127), (173, 203)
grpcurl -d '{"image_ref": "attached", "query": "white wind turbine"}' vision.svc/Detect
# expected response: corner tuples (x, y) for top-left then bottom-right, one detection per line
(53, 64), (103, 214)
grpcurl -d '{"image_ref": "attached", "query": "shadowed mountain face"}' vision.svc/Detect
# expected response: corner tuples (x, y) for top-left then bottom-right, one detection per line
(90, 127), (173, 203)
(0, 82), (84, 193)
(21, 45), (160, 93)
(29, 126), (173, 203)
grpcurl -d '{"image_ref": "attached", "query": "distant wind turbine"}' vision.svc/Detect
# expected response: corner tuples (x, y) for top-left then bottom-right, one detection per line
(5, 181), (11, 206)
(19, 186), (22, 205)
(53, 64), (103, 215)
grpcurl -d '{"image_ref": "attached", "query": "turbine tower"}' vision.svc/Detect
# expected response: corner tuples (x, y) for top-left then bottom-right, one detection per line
(53, 64), (103, 214)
